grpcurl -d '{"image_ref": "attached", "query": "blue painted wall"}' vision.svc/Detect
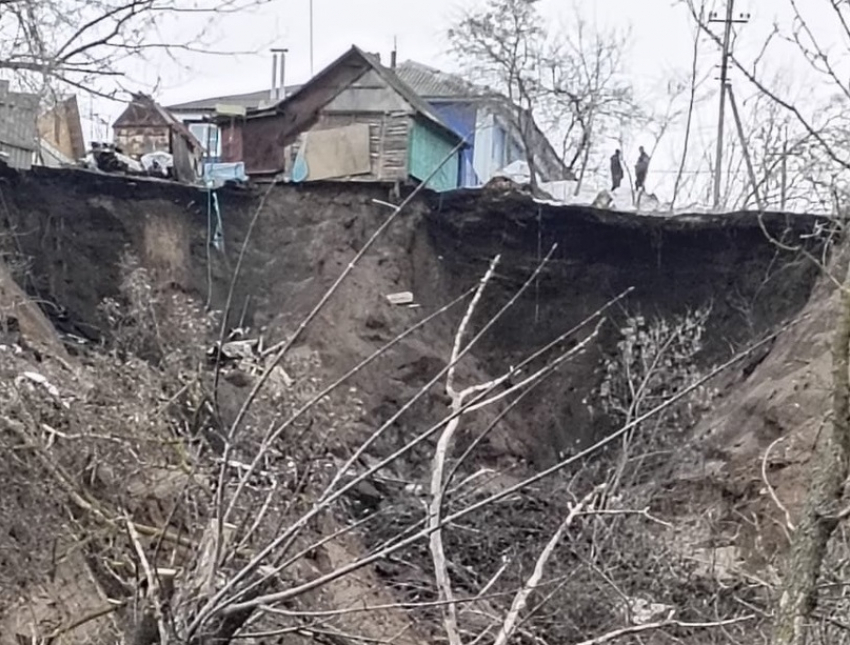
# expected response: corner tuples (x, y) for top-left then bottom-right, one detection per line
(430, 102), (479, 187)
(408, 120), (461, 192)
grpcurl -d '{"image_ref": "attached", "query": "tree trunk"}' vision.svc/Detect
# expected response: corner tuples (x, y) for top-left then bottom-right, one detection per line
(771, 258), (850, 645)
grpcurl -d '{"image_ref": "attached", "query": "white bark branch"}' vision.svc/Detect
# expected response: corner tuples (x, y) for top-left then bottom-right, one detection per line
(761, 435), (795, 533)
(492, 485), (605, 645)
(431, 255), (500, 645)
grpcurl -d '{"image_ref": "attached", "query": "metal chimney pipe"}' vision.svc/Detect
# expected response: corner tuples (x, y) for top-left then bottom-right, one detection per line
(279, 49), (286, 99)
(270, 52), (278, 100)
(271, 47), (289, 101)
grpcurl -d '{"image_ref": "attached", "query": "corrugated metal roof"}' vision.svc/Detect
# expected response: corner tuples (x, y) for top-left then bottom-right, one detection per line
(166, 86), (303, 112)
(394, 61), (486, 99)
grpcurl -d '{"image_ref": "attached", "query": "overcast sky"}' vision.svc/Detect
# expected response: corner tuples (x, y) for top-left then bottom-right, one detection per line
(87, 0), (846, 206)
(148, 0), (708, 104)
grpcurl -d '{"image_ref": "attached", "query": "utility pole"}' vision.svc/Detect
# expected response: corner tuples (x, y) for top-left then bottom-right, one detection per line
(709, 0), (750, 210)
(727, 84), (762, 211)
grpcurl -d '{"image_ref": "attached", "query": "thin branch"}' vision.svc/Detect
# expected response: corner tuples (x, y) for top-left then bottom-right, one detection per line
(572, 614), (754, 645)
(125, 516), (170, 645)
(762, 435), (796, 532)
(493, 485), (605, 645)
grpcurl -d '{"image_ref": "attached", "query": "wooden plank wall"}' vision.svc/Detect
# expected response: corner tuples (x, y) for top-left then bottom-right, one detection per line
(114, 125), (170, 158)
(284, 111), (411, 181)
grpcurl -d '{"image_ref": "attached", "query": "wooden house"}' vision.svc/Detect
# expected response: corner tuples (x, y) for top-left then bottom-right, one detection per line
(219, 46), (466, 192)
(112, 94), (203, 182)
(0, 81), (38, 170)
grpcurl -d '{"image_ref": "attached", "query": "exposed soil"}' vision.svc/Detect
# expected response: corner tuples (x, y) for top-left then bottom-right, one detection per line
(0, 165), (839, 643)
(1, 167), (827, 462)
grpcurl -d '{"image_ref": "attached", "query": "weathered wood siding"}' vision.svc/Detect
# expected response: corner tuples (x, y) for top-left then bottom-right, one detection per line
(408, 119), (460, 192)
(219, 120), (244, 166)
(323, 69), (411, 113)
(284, 111), (410, 182)
(0, 81), (37, 170)
(114, 125), (170, 158)
(230, 115), (284, 174)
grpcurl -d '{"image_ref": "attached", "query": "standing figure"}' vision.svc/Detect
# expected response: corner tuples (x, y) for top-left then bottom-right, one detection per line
(610, 149), (624, 190)
(635, 146), (650, 191)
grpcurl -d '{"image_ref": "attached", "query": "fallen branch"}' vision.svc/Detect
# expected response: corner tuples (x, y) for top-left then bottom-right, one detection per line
(493, 485), (605, 645)
(42, 601), (126, 642)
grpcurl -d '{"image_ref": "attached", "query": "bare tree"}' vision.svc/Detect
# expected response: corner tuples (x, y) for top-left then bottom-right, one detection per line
(447, 0), (636, 187)
(447, 0), (549, 188)
(0, 0), (275, 97)
(544, 9), (636, 190)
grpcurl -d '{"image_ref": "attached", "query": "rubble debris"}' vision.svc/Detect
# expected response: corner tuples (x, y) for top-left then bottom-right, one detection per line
(15, 371), (62, 400)
(205, 331), (294, 390)
(206, 338), (260, 364)
(85, 142), (145, 175)
(386, 291), (415, 306)
(623, 596), (675, 625)
(140, 151), (174, 178)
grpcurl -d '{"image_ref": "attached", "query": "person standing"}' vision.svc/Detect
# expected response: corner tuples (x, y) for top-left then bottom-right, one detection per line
(635, 146), (650, 191)
(610, 149), (624, 190)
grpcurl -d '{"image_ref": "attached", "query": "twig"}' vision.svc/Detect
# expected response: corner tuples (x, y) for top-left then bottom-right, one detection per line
(447, 256), (500, 398)
(493, 485), (605, 645)
(42, 601), (126, 641)
(571, 614), (754, 645)
(761, 435), (796, 532)
(581, 507), (674, 529)
(125, 516), (170, 645)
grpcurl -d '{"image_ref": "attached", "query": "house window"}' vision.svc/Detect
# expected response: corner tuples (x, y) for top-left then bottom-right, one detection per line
(189, 123), (221, 159)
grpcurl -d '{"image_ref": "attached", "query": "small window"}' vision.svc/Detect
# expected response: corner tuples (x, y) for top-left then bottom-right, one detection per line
(189, 123), (221, 157)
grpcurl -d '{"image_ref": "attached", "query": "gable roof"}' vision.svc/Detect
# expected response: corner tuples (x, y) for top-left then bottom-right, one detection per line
(114, 93), (202, 149)
(246, 46), (464, 144)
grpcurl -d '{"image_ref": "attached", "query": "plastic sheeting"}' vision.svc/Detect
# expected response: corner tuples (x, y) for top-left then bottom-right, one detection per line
(202, 161), (248, 188)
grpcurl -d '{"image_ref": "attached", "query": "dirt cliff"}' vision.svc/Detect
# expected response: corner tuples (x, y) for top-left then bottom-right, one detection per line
(0, 165), (839, 644)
